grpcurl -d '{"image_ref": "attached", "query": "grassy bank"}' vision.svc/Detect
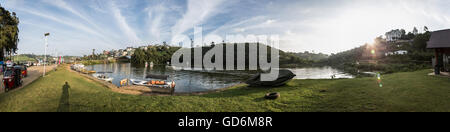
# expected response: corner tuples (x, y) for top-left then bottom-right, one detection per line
(0, 65), (449, 112)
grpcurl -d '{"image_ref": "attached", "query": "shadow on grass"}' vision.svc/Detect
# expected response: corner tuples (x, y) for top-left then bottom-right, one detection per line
(57, 82), (70, 112)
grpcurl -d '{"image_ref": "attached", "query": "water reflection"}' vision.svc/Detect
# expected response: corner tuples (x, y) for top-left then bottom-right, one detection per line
(86, 63), (353, 93)
(86, 63), (248, 93)
(288, 67), (354, 79)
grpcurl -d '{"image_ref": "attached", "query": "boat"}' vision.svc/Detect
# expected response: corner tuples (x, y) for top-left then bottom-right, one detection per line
(245, 70), (296, 87)
(92, 74), (113, 82)
(96, 71), (113, 74)
(146, 74), (169, 80)
(80, 69), (89, 74)
(71, 64), (85, 71)
(130, 79), (175, 89)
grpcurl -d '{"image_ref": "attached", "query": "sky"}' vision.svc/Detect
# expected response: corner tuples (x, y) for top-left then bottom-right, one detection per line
(1, 0), (450, 56)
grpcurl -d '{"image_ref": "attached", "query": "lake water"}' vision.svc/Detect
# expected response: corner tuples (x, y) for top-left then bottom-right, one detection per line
(86, 63), (353, 93)
(288, 67), (354, 79)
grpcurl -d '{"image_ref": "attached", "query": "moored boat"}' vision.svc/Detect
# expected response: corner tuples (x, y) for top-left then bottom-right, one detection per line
(92, 74), (113, 82)
(246, 70), (296, 87)
(130, 79), (175, 89)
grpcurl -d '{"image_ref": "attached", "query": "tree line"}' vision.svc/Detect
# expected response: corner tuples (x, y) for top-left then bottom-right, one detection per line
(132, 45), (180, 65)
(131, 43), (320, 69)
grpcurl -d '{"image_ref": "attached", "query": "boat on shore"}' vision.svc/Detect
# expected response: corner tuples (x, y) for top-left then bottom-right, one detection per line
(92, 74), (113, 82)
(246, 70), (296, 87)
(71, 64), (85, 72)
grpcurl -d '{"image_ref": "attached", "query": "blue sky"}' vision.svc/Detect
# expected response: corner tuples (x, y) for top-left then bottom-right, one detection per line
(2, 0), (450, 56)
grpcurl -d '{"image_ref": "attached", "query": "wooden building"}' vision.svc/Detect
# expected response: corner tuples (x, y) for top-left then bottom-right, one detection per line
(427, 29), (450, 74)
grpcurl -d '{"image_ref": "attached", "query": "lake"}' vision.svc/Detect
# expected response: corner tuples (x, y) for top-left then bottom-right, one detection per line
(288, 67), (354, 79)
(86, 63), (353, 93)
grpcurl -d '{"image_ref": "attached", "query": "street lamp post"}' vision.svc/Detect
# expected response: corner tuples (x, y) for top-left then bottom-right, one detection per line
(44, 33), (50, 77)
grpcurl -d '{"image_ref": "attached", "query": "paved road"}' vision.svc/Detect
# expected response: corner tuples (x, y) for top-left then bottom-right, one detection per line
(0, 65), (57, 94)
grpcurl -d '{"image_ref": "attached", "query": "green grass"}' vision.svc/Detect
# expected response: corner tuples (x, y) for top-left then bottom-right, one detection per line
(11, 55), (36, 63)
(0, 65), (449, 112)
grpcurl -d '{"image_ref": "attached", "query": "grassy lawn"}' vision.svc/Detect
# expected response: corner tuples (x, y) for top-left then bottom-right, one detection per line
(0, 65), (449, 112)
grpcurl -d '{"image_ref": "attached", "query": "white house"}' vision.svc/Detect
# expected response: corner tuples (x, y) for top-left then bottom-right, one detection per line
(385, 29), (404, 42)
(385, 50), (408, 56)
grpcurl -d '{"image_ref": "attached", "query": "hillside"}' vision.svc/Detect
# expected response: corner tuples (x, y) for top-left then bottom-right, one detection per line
(322, 29), (434, 74)
(131, 43), (324, 68)
(11, 54), (37, 63)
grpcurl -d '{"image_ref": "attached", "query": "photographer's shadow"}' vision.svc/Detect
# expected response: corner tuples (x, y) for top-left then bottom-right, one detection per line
(57, 82), (70, 112)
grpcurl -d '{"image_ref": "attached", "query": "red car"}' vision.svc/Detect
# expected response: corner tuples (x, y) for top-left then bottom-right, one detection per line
(3, 67), (23, 92)
(14, 65), (27, 77)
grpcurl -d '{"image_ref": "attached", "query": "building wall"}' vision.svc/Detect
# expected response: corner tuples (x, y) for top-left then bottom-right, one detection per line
(434, 48), (450, 72)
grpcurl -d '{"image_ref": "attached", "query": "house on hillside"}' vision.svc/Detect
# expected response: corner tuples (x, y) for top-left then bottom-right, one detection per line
(117, 49), (124, 57)
(139, 46), (148, 51)
(103, 50), (110, 56)
(125, 47), (135, 56)
(385, 50), (408, 56)
(109, 50), (117, 57)
(126, 47), (134, 52)
(427, 29), (450, 75)
(388, 40), (413, 48)
(385, 29), (404, 42)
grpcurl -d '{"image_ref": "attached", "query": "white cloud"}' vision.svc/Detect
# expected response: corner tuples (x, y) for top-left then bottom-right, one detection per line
(18, 8), (104, 39)
(43, 0), (88, 23)
(42, 0), (121, 39)
(209, 16), (267, 35)
(171, 0), (225, 36)
(89, 0), (108, 13)
(145, 4), (169, 42)
(110, 1), (141, 42)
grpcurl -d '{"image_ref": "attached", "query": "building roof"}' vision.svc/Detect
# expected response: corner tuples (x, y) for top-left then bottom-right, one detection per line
(427, 29), (450, 48)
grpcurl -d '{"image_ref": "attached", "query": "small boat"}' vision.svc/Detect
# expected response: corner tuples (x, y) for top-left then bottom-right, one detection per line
(146, 74), (169, 80)
(92, 74), (113, 82)
(80, 69), (89, 74)
(97, 71), (113, 74)
(246, 70), (296, 87)
(71, 64), (85, 71)
(130, 79), (175, 89)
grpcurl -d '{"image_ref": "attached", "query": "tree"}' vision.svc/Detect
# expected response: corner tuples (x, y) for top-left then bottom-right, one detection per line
(0, 5), (20, 61)
(403, 32), (415, 40)
(423, 26), (429, 32)
(131, 45), (180, 65)
(400, 29), (406, 35)
(412, 32), (431, 52)
(412, 27), (418, 35)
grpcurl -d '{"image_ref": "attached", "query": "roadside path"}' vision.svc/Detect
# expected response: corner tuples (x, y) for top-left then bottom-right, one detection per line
(0, 65), (57, 94)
